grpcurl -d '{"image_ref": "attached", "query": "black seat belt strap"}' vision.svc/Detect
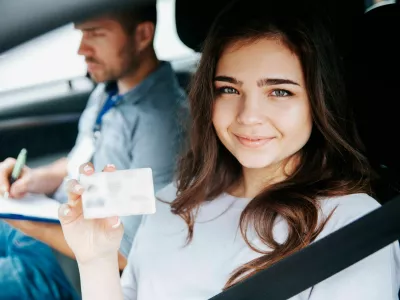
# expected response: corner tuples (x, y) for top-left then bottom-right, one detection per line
(210, 194), (400, 300)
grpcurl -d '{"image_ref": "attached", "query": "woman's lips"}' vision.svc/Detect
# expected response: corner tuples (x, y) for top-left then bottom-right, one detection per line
(234, 134), (275, 148)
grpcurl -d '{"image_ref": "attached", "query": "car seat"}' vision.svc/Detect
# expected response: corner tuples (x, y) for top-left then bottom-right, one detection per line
(350, 2), (400, 204)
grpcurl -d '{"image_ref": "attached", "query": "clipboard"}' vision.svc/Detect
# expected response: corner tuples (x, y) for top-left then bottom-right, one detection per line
(0, 193), (60, 223)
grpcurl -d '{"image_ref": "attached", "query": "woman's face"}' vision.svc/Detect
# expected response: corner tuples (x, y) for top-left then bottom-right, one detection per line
(212, 37), (312, 170)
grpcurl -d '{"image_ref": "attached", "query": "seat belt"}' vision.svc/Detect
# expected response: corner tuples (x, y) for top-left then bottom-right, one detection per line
(209, 194), (400, 300)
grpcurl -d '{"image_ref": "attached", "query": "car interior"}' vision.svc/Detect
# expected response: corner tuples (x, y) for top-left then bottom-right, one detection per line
(351, 3), (400, 205)
(0, 0), (399, 298)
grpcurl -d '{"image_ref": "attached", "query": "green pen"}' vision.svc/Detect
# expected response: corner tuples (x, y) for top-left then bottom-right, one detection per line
(4, 148), (28, 199)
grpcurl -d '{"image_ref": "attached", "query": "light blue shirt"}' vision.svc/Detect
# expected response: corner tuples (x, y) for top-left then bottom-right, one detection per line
(65, 61), (188, 257)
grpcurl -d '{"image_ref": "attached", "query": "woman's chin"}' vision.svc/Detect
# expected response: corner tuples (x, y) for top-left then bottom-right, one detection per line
(236, 155), (276, 170)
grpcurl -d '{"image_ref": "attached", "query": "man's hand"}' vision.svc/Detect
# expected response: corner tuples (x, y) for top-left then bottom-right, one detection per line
(0, 158), (33, 199)
(0, 157), (69, 199)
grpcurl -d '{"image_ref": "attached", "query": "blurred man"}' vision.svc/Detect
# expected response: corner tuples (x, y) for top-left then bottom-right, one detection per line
(0, 2), (187, 299)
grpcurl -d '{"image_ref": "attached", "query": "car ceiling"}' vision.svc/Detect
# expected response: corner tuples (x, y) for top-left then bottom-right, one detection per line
(0, 0), (155, 54)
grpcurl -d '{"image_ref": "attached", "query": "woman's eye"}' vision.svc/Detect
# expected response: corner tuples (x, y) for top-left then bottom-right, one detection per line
(217, 87), (239, 94)
(271, 89), (292, 97)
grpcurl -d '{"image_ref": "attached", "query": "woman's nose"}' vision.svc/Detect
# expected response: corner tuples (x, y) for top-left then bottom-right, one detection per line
(236, 94), (265, 125)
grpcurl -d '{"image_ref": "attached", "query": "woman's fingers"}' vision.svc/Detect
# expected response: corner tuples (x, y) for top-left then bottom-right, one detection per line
(102, 216), (124, 242)
(58, 203), (82, 226)
(66, 179), (84, 205)
(62, 178), (85, 225)
(79, 162), (95, 176)
(102, 164), (116, 173)
(62, 163), (118, 226)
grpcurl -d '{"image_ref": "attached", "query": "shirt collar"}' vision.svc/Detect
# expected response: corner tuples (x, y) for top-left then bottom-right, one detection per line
(104, 61), (175, 105)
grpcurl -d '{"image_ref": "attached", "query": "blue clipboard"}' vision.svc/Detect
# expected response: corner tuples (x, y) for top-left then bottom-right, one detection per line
(0, 193), (61, 224)
(0, 213), (60, 224)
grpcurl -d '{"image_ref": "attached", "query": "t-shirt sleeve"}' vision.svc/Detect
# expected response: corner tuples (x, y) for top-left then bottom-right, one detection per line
(306, 194), (400, 300)
(121, 257), (138, 300)
(121, 231), (140, 300)
(120, 212), (152, 300)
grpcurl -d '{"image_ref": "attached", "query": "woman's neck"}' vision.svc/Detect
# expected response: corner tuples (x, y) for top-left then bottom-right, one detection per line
(231, 156), (299, 199)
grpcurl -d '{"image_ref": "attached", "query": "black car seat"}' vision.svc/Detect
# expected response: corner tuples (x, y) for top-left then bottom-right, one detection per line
(350, 5), (400, 295)
(350, 2), (400, 204)
(175, 0), (365, 55)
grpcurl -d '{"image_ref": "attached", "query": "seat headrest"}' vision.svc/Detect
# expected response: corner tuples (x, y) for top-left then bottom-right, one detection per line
(175, 0), (365, 53)
(175, 0), (228, 52)
(351, 3), (400, 172)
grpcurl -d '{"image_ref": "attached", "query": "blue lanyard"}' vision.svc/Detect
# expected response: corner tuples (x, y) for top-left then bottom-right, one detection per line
(93, 89), (123, 133)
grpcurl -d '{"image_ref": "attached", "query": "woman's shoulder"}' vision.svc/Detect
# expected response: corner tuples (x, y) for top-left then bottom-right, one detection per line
(312, 194), (400, 299)
(322, 193), (380, 214)
(318, 193), (381, 238)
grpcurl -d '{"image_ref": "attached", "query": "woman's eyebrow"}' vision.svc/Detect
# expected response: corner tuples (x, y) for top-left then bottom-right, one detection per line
(257, 78), (300, 87)
(214, 76), (243, 86)
(214, 76), (300, 87)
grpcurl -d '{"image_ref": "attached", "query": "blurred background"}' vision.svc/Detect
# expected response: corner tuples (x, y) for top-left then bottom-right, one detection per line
(0, 0), (196, 93)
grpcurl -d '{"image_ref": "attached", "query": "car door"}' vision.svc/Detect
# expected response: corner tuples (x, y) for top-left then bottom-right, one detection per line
(0, 79), (94, 167)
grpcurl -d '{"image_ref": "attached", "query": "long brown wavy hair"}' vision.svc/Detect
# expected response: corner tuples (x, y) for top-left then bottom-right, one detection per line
(171, 0), (372, 289)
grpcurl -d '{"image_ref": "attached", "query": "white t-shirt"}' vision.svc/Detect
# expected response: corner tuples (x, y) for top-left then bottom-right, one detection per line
(121, 183), (400, 300)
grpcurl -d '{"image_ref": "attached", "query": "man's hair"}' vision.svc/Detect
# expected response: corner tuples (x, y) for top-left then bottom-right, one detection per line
(112, 3), (157, 34)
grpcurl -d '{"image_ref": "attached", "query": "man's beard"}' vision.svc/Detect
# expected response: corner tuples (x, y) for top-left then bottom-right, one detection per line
(87, 42), (140, 83)
(116, 45), (141, 81)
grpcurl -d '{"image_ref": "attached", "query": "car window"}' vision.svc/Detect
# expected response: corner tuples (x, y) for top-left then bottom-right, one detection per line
(0, 0), (194, 93)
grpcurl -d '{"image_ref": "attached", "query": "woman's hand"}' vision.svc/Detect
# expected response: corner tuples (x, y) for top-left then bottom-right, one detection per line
(58, 163), (124, 265)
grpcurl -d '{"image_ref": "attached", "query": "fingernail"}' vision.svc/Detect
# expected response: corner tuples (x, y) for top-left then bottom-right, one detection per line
(3, 191), (9, 199)
(106, 164), (116, 169)
(74, 184), (84, 193)
(112, 218), (121, 229)
(64, 208), (71, 216)
(83, 165), (94, 173)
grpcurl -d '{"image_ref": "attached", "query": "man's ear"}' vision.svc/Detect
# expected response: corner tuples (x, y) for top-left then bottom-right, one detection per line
(134, 21), (155, 52)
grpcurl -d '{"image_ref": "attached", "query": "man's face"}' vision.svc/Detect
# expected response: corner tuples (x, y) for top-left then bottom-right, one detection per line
(75, 18), (139, 83)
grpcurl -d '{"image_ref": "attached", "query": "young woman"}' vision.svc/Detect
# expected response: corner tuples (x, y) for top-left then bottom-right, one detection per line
(59, 0), (400, 299)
